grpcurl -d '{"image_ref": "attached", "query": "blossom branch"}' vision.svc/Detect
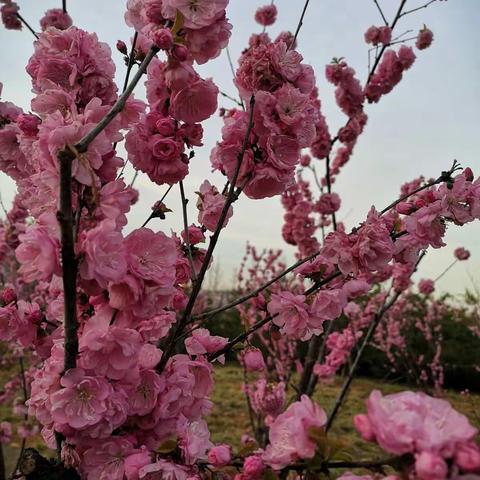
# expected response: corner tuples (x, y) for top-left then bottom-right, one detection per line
(291, 0), (311, 48)
(179, 181), (197, 282)
(15, 13), (39, 39)
(325, 251), (426, 431)
(141, 184), (174, 228)
(193, 250), (320, 322)
(62, 0), (67, 14)
(434, 259), (458, 282)
(399, 0), (438, 18)
(157, 95), (256, 372)
(74, 46), (159, 154)
(373, 0), (388, 26)
(57, 148), (79, 373)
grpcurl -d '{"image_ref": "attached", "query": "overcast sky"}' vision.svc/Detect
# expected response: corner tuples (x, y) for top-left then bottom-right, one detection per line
(1, 0), (479, 296)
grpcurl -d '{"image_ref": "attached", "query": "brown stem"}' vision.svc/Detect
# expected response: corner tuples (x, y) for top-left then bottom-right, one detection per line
(57, 148), (79, 373)
(179, 181), (197, 282)
(291, 0), (311, 49)
(399, 0), (438, 18)
(15, 13), (39, 39)
(373, 0), (388, 25)
(62, 0), (67, 13)
(193, 250), (320, 322)
(156, 95), (256, 373)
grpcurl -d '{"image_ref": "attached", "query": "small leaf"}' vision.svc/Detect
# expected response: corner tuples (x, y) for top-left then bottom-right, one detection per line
(157, 438), (177, 454)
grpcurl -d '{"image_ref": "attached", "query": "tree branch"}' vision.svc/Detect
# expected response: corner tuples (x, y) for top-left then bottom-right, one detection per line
(62, 0), (67, 14)
(179, 181), (197, 282)
(74, 46), (159, 154)
(291, 0), (311, 49)
(399, 0), (438, 18)
(373, 0), (388, 25)
(15, 13), (38, 39)
(325, 251), (426, 431)
(156, 95), (256, 373)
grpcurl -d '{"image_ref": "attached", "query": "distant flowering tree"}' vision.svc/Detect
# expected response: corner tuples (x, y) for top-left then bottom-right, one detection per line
(0, 0), (479, 479)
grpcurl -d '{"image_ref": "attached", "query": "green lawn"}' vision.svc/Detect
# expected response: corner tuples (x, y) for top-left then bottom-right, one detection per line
(209, 364), (480, 476)
(2, 364), (479, 476)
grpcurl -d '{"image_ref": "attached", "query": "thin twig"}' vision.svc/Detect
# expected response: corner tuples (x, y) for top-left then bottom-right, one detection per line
(15, 13), (38, 39)
(291, 0), (311, 49)
(220, 90), (244, 107)
(399, 0), (438, 18)
(325, 154), (337, 231)
(179, 181), (197, 282)
(373, 0), (388, 25)
(325, 251), (426, 431)
(141, 184), (174, 228)
(75, 46), (159, 154)
(193, 250), (320, 321)
(434, 259), (458, 282)
(156, 96), (256, 373)
(62, 0), (67, 13)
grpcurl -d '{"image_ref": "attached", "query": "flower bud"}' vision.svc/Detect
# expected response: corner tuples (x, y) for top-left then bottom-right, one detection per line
(116, 40), (128, 55)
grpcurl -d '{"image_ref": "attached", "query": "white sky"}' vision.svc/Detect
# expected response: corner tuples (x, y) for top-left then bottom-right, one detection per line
(0, 0), (479, 296)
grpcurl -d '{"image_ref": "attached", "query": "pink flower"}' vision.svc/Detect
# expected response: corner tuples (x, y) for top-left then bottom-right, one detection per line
(419, 278), (435, 295)
(356, 390), (478, 456)
(125, 228), (177, 285)
(151, 28), (173, 50)
(80, 317), (142, 381)
(15, 223), (60, 283)
(181, 225), (205, 245)
(354, 208), (394, 272)
(208, 444), (232, 467)
(1, 2), (21, 30)
(40, 8), (73, 31)
(0, 421), (12, 443)
(243, 347), (266, 372)
(310, 289), (346, 322)
(416, 27), (434, 50)
(79, 220), (127, 288)
(267, 291), (311, 339)
(263, 395), (327, 470)
(185, 328), (228, 360)
(243, 455), (265, 479)
(315, 193), (341, 215)
(255, 5), (278, 26)
(50, 368), (112, 430)
(124, 450), (152, 480)
(455, 442), (480, 472)
(161, 0), (228, 30)
(171, 77), (219, 124)
(455, 247), (471, 261)
(415, 451), (448, 480)
(353, 414), (376, 442)
(364, 26), (392, 46)
(197, 180), (233, 232)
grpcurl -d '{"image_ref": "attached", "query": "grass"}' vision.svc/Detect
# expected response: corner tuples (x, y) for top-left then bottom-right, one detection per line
(209, 364), (480, 476)
(2, 364), (479, 476)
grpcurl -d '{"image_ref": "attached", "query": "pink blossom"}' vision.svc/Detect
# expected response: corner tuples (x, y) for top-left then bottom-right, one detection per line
(151, 28), (173, 50)
(15, 223), (60, 283)
(267, 291), (311, 339)
(50, 368), (112, 430)
(40, 8), (73, 31)
(124, 450), (152, 480)
(161, 0), (228, 30)
(419, 278), (435, 295)
(353, 414), (376, 442)
(415, 451), (448, 480)
(208, 444), (232, 467)
(139, 460), (192, 480)
(185, 328), (228, 360)
(197, 180), (233, 232)
(181, 225), (205, 245)
(416, 27), (434, 50)
(455, 247), (471, 261)
(243, 347), (266, 372)
(356, 390), (478, 456)
(310, 289), (347, 323)
(263, 395), (327, 470)
(171, 77), (219, 124)
(1, 2), (21, 30)
(455, 442), (480, 472)
(315, 192), (341, 215)
(0, 421), (12, 443)
(364, 25), (392, 46)
(243, 455), (265, 479)
(255, 5), (278, 26)
(125, 228), (177, 285)
(79, 220), (127, 288)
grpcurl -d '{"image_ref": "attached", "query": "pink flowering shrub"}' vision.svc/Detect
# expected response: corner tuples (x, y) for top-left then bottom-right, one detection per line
(0, 1), (479, 479)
